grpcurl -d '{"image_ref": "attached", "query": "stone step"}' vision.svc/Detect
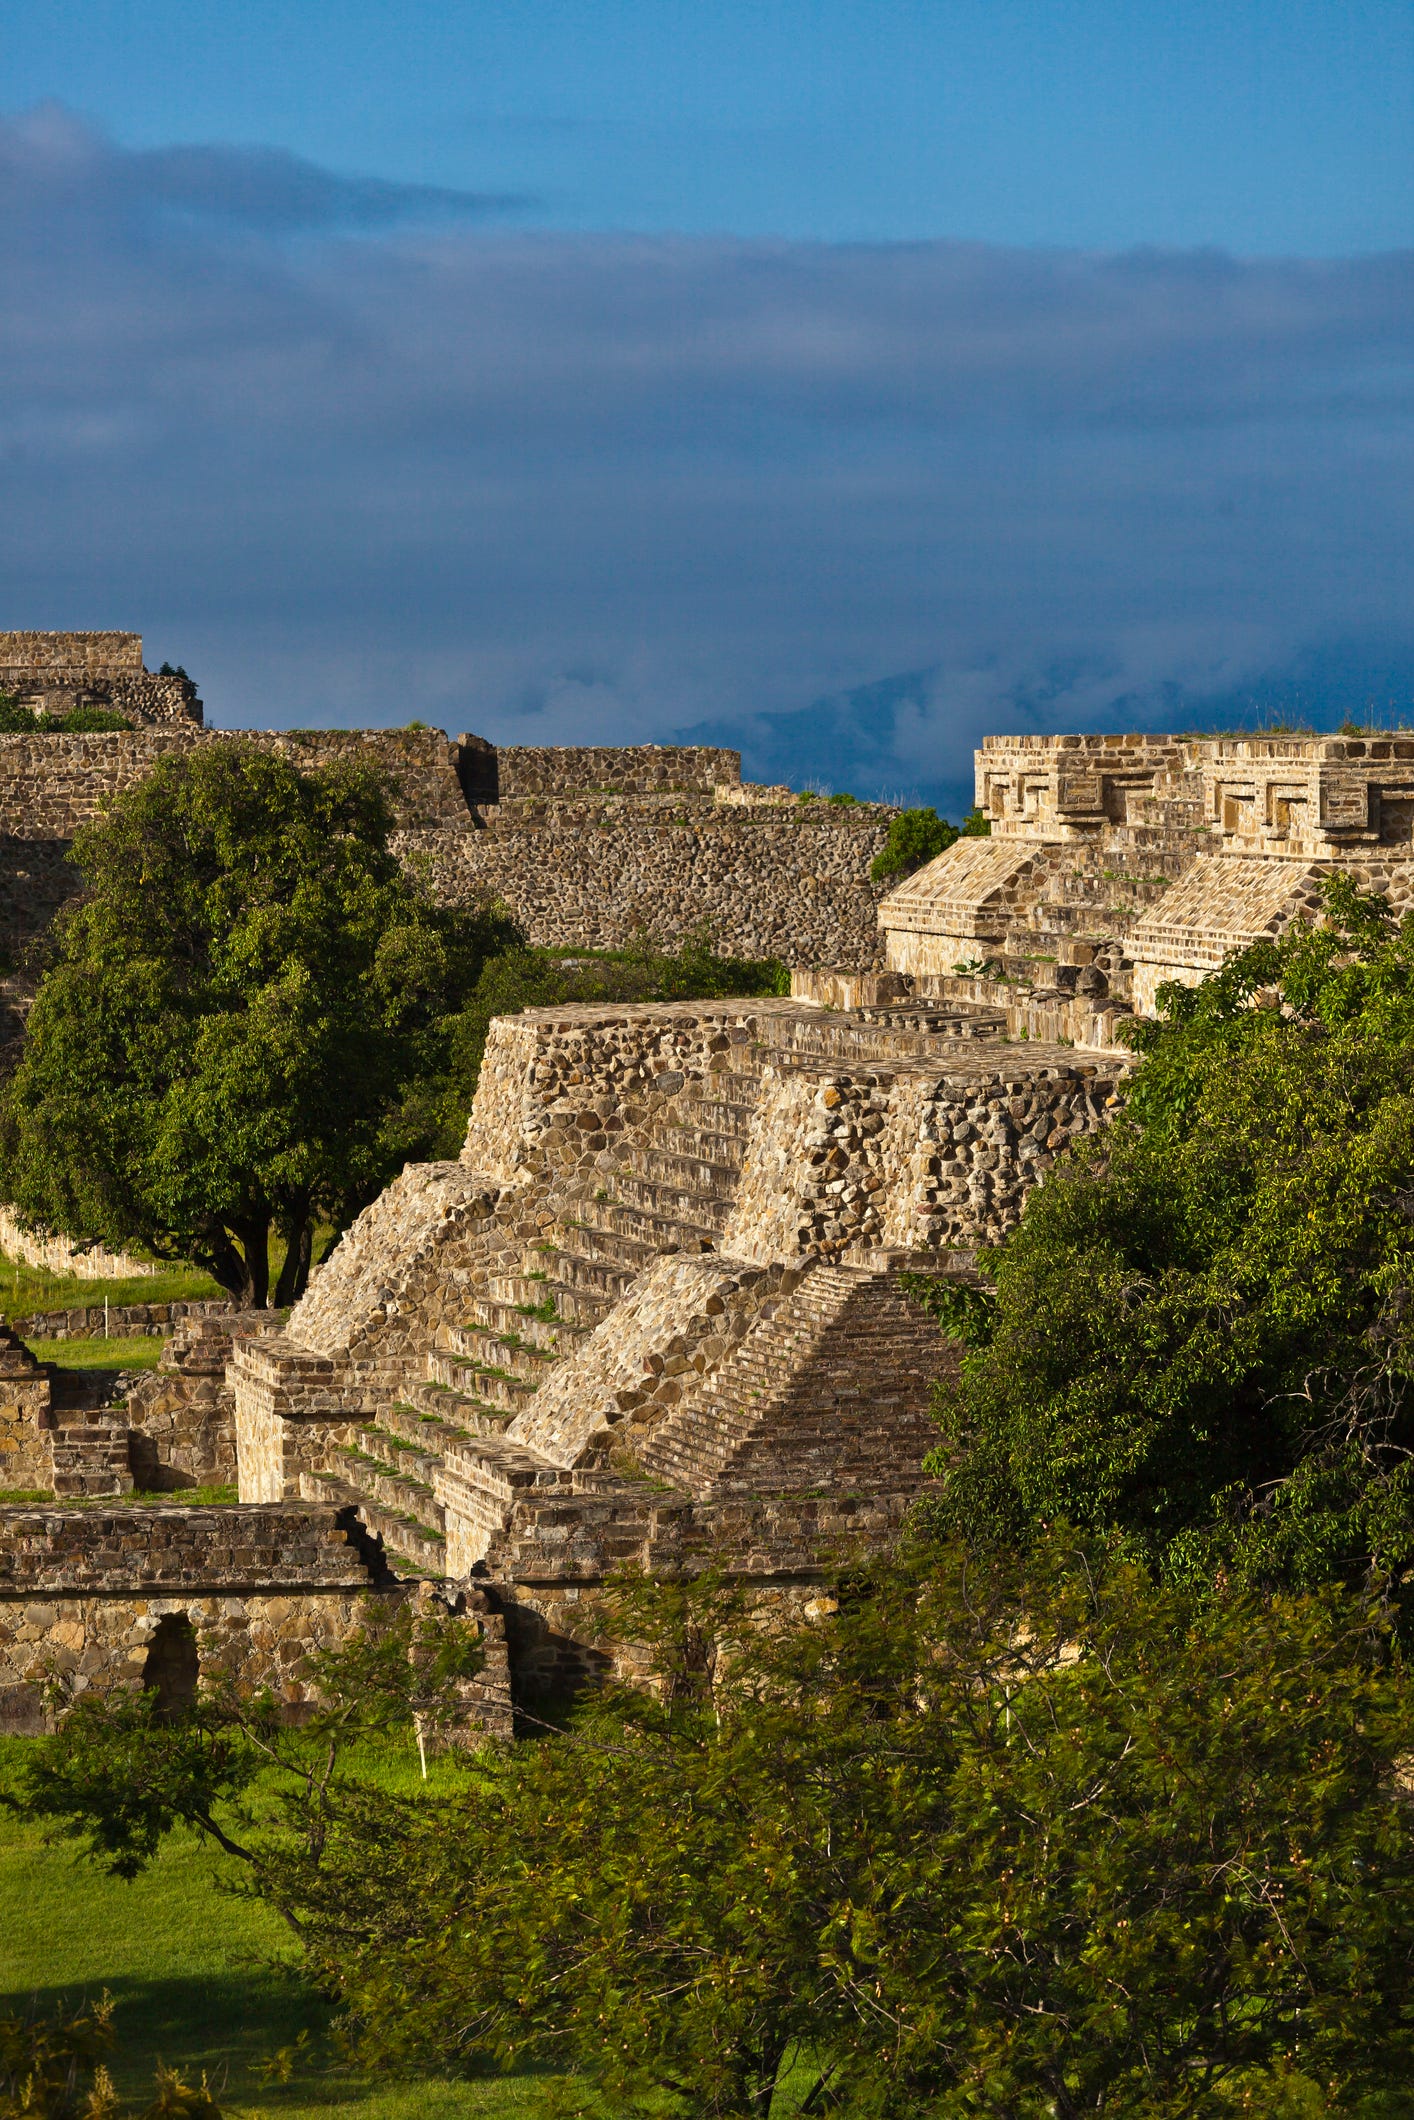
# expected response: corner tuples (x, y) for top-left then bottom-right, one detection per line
(685, 1097), (758, 1138)
(336, 1439), (444, 1523)
(555, 1213), (659, 1269)
(441, 1321), (563, 1383)
(300, 1468), (447, 1574)
(397, 1378), (518, 1437)
(355, 1421), (443, 1485)
(424, 1352), (541, 1411)
(648, 1121), (748, 1165)
(615, 1143), (742, 1193)
(456, 1293), (592, 1356)
(47, 1416), (133, 1498)
(485, 1271), (618, 1328)
(538, 1243), (640, 1298)
(572, 1198), (721, 1257)
(594, 1172), (733, 1232)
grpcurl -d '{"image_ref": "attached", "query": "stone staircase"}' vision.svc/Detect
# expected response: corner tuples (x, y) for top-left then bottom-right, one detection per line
(634, 1264), (943, 1496)
(46, 1410), (134, 1498)
(302, 1071), (763, 1571)
(290, 1013), (997, 1577)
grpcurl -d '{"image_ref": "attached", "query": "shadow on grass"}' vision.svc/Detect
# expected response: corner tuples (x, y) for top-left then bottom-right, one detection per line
(1, 1974), (555, 2118)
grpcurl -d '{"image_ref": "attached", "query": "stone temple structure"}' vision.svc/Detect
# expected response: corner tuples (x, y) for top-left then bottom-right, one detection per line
(4, 713), (1409, 1733)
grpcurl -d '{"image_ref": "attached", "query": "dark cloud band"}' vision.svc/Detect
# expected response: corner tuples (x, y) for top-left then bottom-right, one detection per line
(1, 104), (1409, 801)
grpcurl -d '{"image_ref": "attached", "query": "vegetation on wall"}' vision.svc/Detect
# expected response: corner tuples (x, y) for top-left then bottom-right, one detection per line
(0, 690), (131, 735)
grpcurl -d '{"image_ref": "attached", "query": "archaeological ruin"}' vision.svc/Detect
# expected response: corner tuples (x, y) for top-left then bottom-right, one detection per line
(5, 634), (1412, 1732)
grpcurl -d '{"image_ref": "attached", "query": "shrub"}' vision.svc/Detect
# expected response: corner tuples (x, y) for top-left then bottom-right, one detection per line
(920, 873), (1414, 1609)
(870, 805), (958, 881)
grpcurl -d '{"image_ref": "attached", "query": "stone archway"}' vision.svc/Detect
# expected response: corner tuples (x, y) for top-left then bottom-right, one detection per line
(141, 1612), (199, 1719)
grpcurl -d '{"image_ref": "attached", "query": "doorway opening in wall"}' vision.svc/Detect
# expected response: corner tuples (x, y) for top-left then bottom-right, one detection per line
(142, 1613), (199, 1720)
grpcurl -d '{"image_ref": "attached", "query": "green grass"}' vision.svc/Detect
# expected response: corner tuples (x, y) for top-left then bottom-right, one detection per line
(0, 1249), (226, 1322)
(0, 1736), (555, 2118)
(24, 1335), (166, 1371)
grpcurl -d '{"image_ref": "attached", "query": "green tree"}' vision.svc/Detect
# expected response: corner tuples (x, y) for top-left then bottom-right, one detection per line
(919, 874), (1414, 1603)
(25, 1544), (1414, 2117)
(870, 804), (988, 885)
(0, 743), (515, 1305)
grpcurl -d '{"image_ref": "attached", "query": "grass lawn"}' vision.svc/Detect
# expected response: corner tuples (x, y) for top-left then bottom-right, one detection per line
(24, 1335), (166, 1371)
(0, 1251), (226, 1321)
(0, 1736), (555, 2119)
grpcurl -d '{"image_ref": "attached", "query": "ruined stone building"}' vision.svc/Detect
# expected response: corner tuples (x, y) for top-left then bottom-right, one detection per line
(4, 670), (1411, 1732)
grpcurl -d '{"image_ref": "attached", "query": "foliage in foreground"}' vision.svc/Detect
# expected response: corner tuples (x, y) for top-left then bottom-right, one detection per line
(16, 1594), (484, 1890)
(919, 875), (1414, 1608)
(0, 1991), (221, 2118)
(19, 1544), (1414, 2117)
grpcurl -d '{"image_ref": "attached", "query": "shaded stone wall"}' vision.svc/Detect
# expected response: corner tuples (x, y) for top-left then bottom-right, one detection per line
(0, 1502), (386, 1728)
(124, 1311), (285, 1490)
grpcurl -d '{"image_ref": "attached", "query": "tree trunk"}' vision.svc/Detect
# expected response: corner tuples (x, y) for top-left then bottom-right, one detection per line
(200, 1224), (253, 1303)
(233, 1217), (271, 1309)
(274, 1213), (313, 1309)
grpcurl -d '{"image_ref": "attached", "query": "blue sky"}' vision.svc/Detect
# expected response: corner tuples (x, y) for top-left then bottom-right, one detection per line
(2, 2), (1412, 808)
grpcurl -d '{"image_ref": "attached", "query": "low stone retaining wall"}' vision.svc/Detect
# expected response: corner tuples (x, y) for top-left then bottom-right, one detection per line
(0, 1502), (389, 1728)
(0, 1207), (161, 1282)
(10, 1299), (236, 1340)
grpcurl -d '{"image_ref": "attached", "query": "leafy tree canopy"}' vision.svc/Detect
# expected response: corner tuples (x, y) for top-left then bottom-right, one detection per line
(0, 743), (516, 1305)
(21, 1541), (1414, 2118)
(920, 874), (1414, 1606)
(870, 803), (989, 884)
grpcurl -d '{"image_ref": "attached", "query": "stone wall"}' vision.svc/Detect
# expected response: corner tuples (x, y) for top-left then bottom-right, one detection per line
(9, 1299), (234, 1341)
(461, 999), (780, 1185)
(0, 1327), (52, 1491)
(0, 726), (469, 842)
(0, 1206), (160, 1281)
(724, 1054), (1121, 1260)
(0, 724), (891, 971)
(0, 635), (201, 728)
(0, 632), (143, 678)
(401, 805), (891, 964)
(495, 745), (740, 798)
(0, 1501), (386, 1728)
(125, 1311), (285, 1489)
(488, 1489), (920, 1697)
